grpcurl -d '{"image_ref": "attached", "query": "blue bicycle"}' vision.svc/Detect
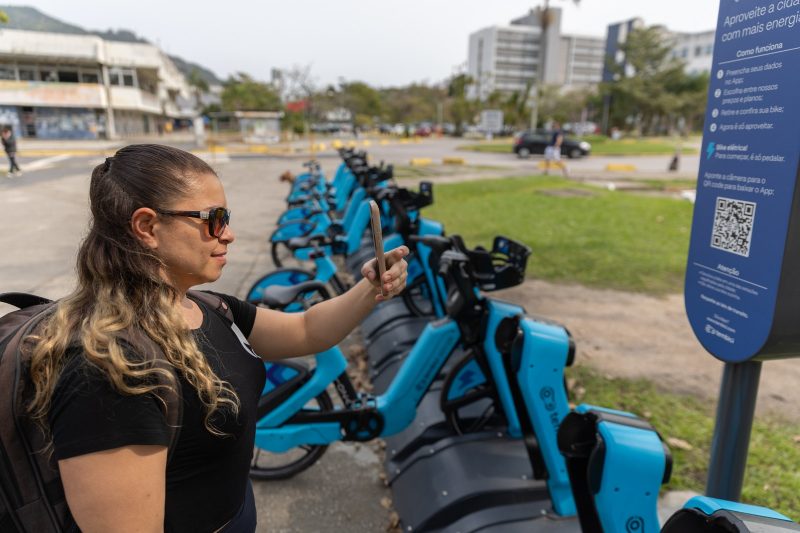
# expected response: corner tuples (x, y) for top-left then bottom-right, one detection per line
(269, 161), (393, 268)
(248, 235), (577, 520)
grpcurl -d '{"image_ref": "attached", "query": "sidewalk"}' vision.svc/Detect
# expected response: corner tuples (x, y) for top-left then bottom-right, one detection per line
(14, 133), (420, 158)
(15, 132), (196, 157)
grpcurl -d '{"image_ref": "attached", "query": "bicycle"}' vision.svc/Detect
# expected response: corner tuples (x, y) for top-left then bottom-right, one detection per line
(249, 235), (578, 519)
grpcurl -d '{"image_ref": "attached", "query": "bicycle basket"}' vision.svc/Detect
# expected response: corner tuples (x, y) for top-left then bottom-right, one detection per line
(465, 236), (531, 291)
(394, 181), (434, 211)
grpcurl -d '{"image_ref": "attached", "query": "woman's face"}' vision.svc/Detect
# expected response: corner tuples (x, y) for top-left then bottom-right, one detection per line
(153, 172), (235, 293)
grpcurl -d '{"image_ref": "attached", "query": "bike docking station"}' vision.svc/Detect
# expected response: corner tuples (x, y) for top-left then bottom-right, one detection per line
(684, 0), (800, 526)
(368, 0), (800, 528)
(250, 132), (800, 528)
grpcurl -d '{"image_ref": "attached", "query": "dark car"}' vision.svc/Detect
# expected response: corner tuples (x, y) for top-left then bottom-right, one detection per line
(513, 130), (591, 159)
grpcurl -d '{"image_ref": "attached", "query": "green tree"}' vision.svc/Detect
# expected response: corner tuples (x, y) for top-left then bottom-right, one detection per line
(221, 73), (282, 112)
(380, 83), (444, 125)
(486, 84), (538, 129)
(187, 68), (210, 112)
(602, 26), (708, 135)
(538, 85), (595, 127)
(338, 81), (383, 127)
(279, 110), (303, 134)
(447, 74), (476, 135)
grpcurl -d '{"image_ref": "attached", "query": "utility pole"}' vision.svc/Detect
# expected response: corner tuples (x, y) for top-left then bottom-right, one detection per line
(529, 0), (550, 131)
(530, 0), (581, 131)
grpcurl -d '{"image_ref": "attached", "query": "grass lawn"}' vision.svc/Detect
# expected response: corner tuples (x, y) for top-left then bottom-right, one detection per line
(571, 365), (800, 519)
(458, 136), (699, 157)
(633, 178), (698, 190)
(394, 164), (506, 179)
(425, 175), (693, 294)
(423, 174), (800, 517)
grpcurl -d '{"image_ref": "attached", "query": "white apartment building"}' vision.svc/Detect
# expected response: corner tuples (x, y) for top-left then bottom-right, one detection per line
(558, 34), (607, 86)
(671, 30), (716, 75)
(604, 18), (715, 81)
(467, 7), (605, 100)
(0, 29), (196, 139)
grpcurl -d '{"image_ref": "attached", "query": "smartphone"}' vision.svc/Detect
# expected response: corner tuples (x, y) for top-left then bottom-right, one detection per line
(369, 200), (387, 297)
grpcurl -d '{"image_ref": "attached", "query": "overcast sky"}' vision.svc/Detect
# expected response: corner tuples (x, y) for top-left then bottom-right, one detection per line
(13, 1), (721, 87)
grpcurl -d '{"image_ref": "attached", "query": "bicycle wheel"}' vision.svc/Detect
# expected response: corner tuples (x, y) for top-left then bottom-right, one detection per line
(440, 350), (505, 435)
(270, 241), (293, 268)
(402, 275), (436, 317)
(249, 390), (333, 481)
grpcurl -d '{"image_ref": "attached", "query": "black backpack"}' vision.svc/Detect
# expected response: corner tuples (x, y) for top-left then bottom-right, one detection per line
(0, 291), (232, 532)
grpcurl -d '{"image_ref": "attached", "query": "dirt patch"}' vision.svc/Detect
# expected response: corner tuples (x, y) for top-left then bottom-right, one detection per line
(494, 279), (800, 422)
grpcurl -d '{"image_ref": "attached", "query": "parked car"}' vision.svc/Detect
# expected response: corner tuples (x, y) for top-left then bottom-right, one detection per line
(414, 122), (433, 137)
(512, 130), (591, 159)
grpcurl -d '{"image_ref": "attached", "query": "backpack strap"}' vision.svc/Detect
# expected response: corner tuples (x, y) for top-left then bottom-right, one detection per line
(187, 291), (260, 360)
(187, 290), (234, 325)
(0, 293), (53, 309)
(117, 330), (183, 465)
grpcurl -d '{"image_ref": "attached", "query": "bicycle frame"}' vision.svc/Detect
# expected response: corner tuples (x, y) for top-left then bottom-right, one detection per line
(254, 319), (460, 452)
(252, 300), (576, 516)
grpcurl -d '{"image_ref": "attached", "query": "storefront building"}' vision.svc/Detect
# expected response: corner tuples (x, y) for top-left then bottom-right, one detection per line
(0, 29), (196, 139)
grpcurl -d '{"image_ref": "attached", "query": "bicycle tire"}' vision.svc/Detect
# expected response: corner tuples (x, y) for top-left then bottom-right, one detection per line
(249, 390), (333, 481)
(401, 275), (436, 317)
(270, 241), (292, 268)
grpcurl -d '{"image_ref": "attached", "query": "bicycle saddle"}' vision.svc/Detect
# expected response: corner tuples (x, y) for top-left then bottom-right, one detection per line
(256, 280), (329, 310)
(288, 234), (332, 250)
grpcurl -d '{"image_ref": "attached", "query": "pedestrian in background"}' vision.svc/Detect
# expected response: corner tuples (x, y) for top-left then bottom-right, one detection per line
(544, 122), (568, 178)
(1, 126), (22, 177)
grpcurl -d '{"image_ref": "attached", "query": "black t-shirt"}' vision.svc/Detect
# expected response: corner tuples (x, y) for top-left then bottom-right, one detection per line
(48, 292), (265, 533)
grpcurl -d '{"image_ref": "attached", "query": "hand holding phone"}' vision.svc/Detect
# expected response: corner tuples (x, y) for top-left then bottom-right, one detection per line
(369, 200), (387, 297)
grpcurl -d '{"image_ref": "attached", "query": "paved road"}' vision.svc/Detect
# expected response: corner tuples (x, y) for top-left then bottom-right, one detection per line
(0, 138), (701, 531)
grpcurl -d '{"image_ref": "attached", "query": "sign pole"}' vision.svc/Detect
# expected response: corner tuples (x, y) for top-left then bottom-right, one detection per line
(686, 0), (800, 502)
(706, 360), (762, 500)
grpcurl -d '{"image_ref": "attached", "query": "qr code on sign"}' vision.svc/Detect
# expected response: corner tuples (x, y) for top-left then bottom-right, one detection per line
(710, 197), (756, 257)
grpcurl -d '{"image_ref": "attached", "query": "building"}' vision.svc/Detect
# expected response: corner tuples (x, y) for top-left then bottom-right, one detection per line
(670, 30), (716, 75)
(208, 111), (282, 144)
(558, 34), (607, 86)
(603, 18), (645, 82)
(0, 29), (197, 139)
(604, 18), (715, 82)
(467, 7), (605, 100)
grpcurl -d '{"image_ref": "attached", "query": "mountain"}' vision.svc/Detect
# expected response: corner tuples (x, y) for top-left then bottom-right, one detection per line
(166, 55), (222, 87)
(0, 5), (222, 85)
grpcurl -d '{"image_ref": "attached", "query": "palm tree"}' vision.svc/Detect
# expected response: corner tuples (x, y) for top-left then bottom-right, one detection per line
(530, 0), (582, 129)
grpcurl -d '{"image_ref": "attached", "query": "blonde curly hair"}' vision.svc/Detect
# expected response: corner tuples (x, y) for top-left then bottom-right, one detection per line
(26, 144), (239, 446)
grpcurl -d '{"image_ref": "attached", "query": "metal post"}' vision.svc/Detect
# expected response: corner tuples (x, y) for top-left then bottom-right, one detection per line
(101, 65), (117, 140)
(706, 361), (762, 500)
(530, 1), (551, 131)
(601, 94), (611, 136)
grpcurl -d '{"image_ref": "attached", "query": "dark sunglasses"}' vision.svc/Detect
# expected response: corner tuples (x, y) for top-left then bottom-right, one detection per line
(155, 206), (231, 238)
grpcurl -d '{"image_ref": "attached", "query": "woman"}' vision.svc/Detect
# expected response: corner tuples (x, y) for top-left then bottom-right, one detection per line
(25, 144), (408, 532)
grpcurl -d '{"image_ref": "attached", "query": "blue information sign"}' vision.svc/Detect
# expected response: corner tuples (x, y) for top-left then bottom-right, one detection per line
(686, 0), (800, 362)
